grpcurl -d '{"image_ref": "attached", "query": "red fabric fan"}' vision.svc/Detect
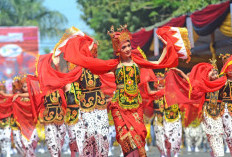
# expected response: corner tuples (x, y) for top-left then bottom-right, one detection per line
(59, 27), (184, 75)
(0, 95), (13, 119)
(165, 64), (227, 107)
(12, 97), (36, 140)
(165, 63), (227, 126)
(36, 54), (83, 95)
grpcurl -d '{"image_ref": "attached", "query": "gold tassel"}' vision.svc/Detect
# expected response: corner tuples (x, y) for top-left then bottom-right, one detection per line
(137, 46), (147, 60)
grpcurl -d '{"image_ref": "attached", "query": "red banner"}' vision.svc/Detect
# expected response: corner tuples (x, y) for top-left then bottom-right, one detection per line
(0, 27), (39, 79)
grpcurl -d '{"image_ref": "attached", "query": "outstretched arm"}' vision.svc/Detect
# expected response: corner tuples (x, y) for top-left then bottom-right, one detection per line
(171, 68), (189, 81)
(150, 35), (167, 64)
(52, 56), (61, 71)
(0, 91), (13, 97)
(147, 82), (158, 95)
(12, 93), (29, 102)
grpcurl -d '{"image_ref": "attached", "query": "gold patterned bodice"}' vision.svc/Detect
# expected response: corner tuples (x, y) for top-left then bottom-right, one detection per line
(79, 69), (106, 112)
(204, 90), (224, 119)
(65, 82), (80, 125)
(153, 97), (164, 125)
(154, 97), (165, 113)
(112, 64), (142, 110)
(221, 81), (232, 102)
(41, 91), (64, 124)
(10, 115), (18, 130)
(0, 117), (11, 128)
(164, 104), (180, 122)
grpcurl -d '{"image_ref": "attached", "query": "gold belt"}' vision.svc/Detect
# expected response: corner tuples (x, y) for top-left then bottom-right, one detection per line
(82, 87), (100, 93)
(205, 99), (222, 103)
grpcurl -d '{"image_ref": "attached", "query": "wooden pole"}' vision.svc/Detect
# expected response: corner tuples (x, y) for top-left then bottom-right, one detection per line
(210, 32), (216, 60)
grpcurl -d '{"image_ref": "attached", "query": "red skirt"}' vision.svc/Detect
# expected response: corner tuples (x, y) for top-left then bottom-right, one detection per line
(111, 102), (147, 156)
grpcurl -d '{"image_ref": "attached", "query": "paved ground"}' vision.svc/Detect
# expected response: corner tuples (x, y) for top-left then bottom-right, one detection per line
(12, 146), (231, 157)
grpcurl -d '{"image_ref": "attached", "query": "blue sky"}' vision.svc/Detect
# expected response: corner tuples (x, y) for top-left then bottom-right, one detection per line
(40, 0), (94, 54)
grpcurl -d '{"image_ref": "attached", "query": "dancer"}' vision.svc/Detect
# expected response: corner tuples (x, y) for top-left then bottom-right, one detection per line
(35, 27), (110, 157)
(36, 56), (67, 156)
(163, 68), (189, 157)
(220, 54), (232, 155)
(0, 75), (39, 156)
(75, 48), (110, 157)
(147, 73), (166, 157)
(166, 61), (227, 157)
(61, 60), (81, 157)
(51, 38), (110, 156)
(59, 25), (191, 156)
(2, 77), (25, 156)
(52, 51), (80, 156)
(13, 75), (40, 157)
(201, 66), (225, 157)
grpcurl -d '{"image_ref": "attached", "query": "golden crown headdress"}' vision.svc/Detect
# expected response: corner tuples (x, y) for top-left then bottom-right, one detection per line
(12, 76), (21, 83)
(219, 53), (231, 61)
(20, 74), (27, 83)
(154, 72), (165, 87)
(156, 72), (165, 78)
(108, 25), (132, 54)
(209, 58), (218, 70)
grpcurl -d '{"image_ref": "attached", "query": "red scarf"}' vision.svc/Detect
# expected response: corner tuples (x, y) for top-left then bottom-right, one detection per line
(0, 95), (13, 119)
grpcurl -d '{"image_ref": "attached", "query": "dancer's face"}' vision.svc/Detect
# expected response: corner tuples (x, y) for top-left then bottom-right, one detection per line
(12, 81), (22, 94)
(157, 84), (164, 90)
(208, 69), (218, 81)
(226, 65), (232, 77)
(22, 83), (28, 93)
(120, 41), (131, 60)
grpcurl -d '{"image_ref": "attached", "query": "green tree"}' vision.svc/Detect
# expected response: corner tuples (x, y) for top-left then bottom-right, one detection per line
(172, 0), (224, 16)
(77, 0), (181, 38)
(0, 0), (67, 38)
(43, 47), (51, 54)
(77, 0), (181, 59)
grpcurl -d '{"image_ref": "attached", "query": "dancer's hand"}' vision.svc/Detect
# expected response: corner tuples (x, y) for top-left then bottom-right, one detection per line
(157, 35), (167, 45)
(52, 56), (60, 65)
(170, 67), (182, 73)
(12, 94), (19, 102)
(171, 68), (189, 80)
(89, 41), (94, 51)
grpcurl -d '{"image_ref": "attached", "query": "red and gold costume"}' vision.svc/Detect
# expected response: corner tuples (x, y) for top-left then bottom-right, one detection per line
(220, 56), (232, 155)
(39, 89), (67, 157)
(75, 68), (110, 157)
(153, 96), (166, 157)
(164, 59), (232, 157)
(201, 90), (225, 157)
(110, 63), (147, 156)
